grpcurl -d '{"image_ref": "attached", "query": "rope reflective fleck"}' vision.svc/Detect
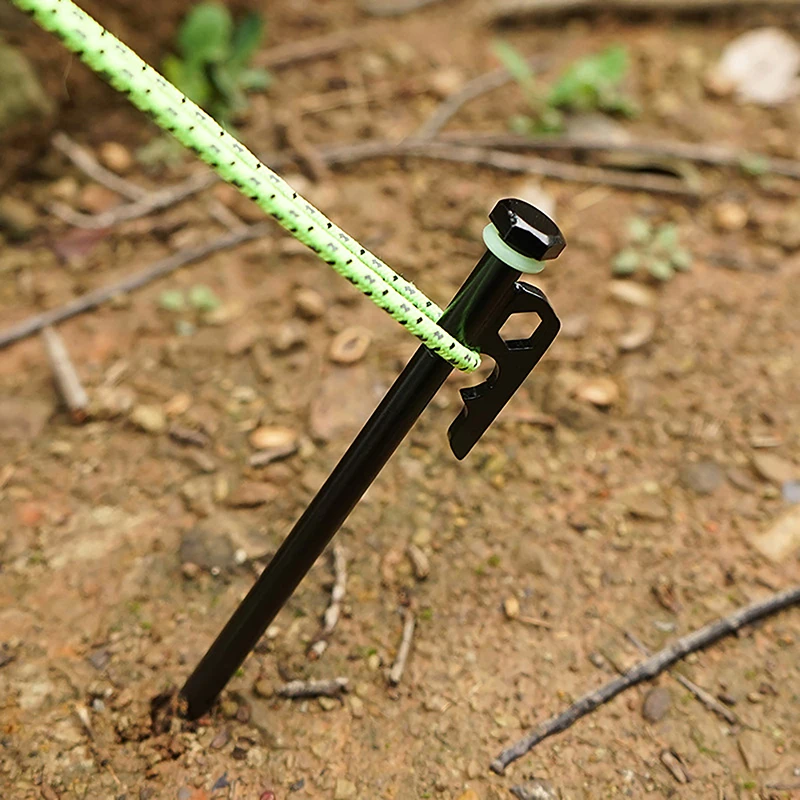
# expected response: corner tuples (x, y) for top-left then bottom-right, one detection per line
(12, 0), (481, 372)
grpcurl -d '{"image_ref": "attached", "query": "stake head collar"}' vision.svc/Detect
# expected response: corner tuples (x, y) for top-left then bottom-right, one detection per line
(489, 198), (565, 262)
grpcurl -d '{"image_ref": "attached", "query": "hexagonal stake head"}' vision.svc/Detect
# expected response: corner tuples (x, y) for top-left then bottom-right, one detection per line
(489, 198), (566, 262)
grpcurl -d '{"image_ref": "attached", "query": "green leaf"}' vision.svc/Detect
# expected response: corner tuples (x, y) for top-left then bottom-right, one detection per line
(188, 284), (222, 312)
(158, 289), (186, 312)
(229, 13), (264, 70)
(738, 153), (770, 177)
(548, 45), (633, 114)
(612, 248), (640, 276)
(492, 40), (537, 102)
(238, 67), (271, 92)
(653, 223), (679, 252)
(647, 258), (674, 282)
(627, 217), (652, 244)
(670, 248), (693, 272)
(162, 54), (211, 107)
(178, 2), (233, 63)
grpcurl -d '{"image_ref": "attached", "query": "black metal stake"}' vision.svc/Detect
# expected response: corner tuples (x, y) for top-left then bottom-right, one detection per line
(180, 199), (565, 720)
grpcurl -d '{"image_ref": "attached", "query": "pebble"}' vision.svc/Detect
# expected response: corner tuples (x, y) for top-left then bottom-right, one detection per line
(209, 728), (230, 749)
(783, 480), (800, 504)
(0, 195), (38, 240)
(574, 377), (619, 407)
(503, 596), (520, 620)
(455, 791), (479, 800)
(349, 696), (365, 718)
(752, 452), (797, 485)
(329, 327), (372, 365)
(164, 392), (192, 416)
(227, 481), (278, 508)
(179, 524), (235, 572)
(623, 491), (669, 521)
(680, 460), (725, 495)
(642, 686), (671, 722)
(249, 425), (298, 451)
(609, 280), (657, 308)
(294, 288), (326, 319)
(98, 141), (133, 173)
(129, 404), (167, 434)
(430, 66), (464, 98)
(750, 505), (800, 562)
(273, 321), (307, 353)
(617, 312), (656, 352)
(318, 696), (338, 711)
(254, 679), (274, 699)
(334, 779), (358, 800)
(78, 183), (119, 215)
(225, 324), (262, 356)
(407, 544), (430, 580)
(713, 201), (748, 232)
(220, 699), (239, 719)
(511, 781), (558, 800)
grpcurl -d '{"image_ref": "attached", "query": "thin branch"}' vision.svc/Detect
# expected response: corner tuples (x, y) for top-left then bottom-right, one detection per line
(359, 0), (448, 16)
(481, 0), (800, 24)
(308, 544), (347, 659)
(277, 677), (349, 699)
(52, 132), (147, 201)
(389, 610), (416, 686)
(415, 56), (546, 140)
(258, 31), (356, 70)
(625, 631), (738, 725)
(0, 224), (270, 350)
(440, 131), (800, 181)
(490, 584), (800, 774)
(42, 326), (89, 422)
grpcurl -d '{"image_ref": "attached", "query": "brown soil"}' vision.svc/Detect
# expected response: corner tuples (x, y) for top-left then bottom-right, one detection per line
(1, 2), (799, 799)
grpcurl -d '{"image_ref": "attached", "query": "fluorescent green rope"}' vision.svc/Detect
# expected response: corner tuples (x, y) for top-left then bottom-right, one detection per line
(12, 0), (481, 372)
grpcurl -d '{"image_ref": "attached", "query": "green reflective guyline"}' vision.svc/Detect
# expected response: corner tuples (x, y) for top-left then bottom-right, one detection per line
(11, 0), (481, 372)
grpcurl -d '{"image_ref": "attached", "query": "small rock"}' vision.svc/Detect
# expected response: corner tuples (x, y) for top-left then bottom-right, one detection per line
(574, 377), (619, 408)
(609, 280), (657, 308)
(294, 288), (326, 319)
(0, 195), (38, 240)
(680, 461), (725, 495)
(179, 524), (235, 572)
(130, 404), (167, 434)
(169, 424), (209, 448)
(503, 596), (520, 620)
(752, 452), (797, 485)
(209, 728), (230, 749)
(349, 695), (365, 718)
(511, 780), (558, 800)
(407, 544), (430, 580)
(750, 505), (800, 562)
(181, 477), (215, 517)
(430, 66), (464, 98)
(455, 791), (479, 800)
(728, 466), (756, 492)
(738, 730), (780, 770)
(318, 696), (338, 711)
(709, 27), (800, 106)
(220, 699), (239, 719)
(660, 750), (689, 784)
(273, 321), (307, 353)
(334, 779), (357, 800)
(227, 481), (278, 508)
(249, 425), (298, 451)
(164, 392), (192, 416)
(617, 312), (656, 352)
(623, 491), (669, 521)
(642, 686), (671, 723)
(254, 679), (274, 699)
(98, 141), (133, 173)
(78, 183), (120, 215)
(89, 386), (136, 419)
(86, 649), (110, 671)
(783, 480), (800, 504)
(713, 201), (748, 232)
(226, 324), (262, 356)
(329, 327), (372, 365)
(182, 562), (200, 580)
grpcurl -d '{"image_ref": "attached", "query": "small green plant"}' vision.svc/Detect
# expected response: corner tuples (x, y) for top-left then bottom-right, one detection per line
(612, 218), (692, 282)
(493, 41), (637, 134)
(163, 2), (270, 127)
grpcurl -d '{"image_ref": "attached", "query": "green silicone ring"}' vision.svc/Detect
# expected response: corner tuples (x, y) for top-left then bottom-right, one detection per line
(482, 224), (546, 275)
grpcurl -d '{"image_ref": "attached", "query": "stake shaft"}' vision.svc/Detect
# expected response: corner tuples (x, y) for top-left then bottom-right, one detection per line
(180, 250), (520, 719)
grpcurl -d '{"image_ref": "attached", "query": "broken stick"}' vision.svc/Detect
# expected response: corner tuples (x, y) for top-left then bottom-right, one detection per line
(491, 584), (800, 774)
(42, 326), (89, 422)
(277, 677), (349, 699)
(308, 544), (347, 659)
(389, 610), (416, 686)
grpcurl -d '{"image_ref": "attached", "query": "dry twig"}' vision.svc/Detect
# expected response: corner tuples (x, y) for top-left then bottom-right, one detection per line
(42, 326), (89, 422)
(308, 545), (347, 659)
(277, 677), (349, 699)
(52, 133), (146, 201)
(415, 56), (545, 140)
(490, 585), (800, 774)
(389, 610), (416, 686)
(0, 224), (269, 350)
(481, 0), (800, 23)
(359, 0), (448, 15)
(441, 131), (800, 181)
(625, 631), (738, 725)
(259, 31), (356, 69)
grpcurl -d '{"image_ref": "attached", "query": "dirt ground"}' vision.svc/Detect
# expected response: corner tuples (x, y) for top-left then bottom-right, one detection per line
(1, 1), (799, 798)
